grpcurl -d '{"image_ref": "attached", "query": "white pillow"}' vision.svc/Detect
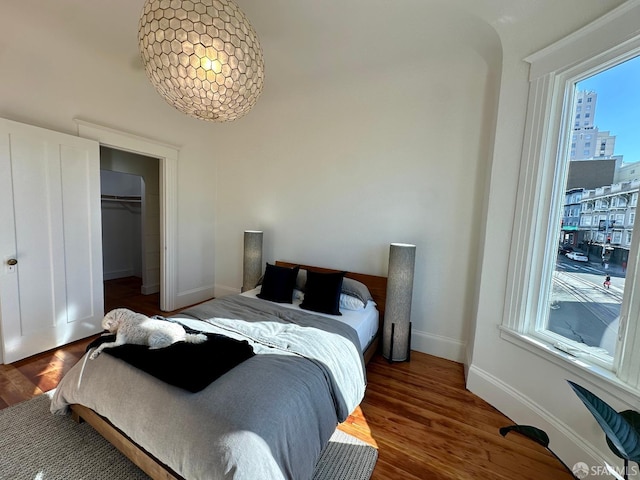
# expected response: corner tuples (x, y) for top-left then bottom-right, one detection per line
(339, 293), (365, 311)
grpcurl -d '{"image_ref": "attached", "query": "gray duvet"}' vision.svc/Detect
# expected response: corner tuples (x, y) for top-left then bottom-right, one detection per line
(51, 295), (367, 480)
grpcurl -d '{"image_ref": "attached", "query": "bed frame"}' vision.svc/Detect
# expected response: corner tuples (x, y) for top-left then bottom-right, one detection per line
(71, 261), (387, 480)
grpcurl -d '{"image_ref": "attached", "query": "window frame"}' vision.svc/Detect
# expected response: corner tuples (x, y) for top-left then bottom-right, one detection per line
(500, 2), (640, 392)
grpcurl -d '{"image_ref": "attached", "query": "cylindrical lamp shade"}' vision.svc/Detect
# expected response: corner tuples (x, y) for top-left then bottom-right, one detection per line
(242, 231), (263, 292)
(382, 243), (416, 362)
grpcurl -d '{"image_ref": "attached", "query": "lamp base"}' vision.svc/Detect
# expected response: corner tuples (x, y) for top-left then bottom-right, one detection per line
(384, 322), (412, 363)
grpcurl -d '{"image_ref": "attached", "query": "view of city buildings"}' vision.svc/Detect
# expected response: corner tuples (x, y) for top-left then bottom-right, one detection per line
(561, 90), (638, 267)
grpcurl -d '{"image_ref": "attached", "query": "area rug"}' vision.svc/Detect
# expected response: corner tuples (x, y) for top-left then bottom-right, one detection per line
(0, 392), (378, 480)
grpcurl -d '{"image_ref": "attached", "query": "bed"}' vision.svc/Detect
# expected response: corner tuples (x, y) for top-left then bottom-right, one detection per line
(51, 262), (387, 480)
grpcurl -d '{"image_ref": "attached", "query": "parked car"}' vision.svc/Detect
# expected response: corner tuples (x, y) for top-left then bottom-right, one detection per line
(558, 245), (574, 255)
(566, 251), (589, 262)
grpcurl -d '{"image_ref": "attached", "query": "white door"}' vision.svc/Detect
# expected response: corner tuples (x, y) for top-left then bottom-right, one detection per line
(0, 118), (104, 363)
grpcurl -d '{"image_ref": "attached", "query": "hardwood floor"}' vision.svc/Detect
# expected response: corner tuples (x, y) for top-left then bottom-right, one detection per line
(104, 276), (168, 317)
(343, 356), (573, 479)
(0, 277), (573, 479)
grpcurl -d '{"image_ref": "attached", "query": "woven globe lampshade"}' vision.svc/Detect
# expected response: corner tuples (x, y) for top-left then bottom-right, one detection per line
(138, 0), (265, 122)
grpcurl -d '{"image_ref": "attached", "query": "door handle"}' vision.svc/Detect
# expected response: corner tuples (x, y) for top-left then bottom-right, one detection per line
(7, 259), (17, 266)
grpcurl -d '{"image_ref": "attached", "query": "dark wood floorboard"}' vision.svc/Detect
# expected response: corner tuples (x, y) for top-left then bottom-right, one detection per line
(104, 276), (164, 317)
(0, 277), (573, 479)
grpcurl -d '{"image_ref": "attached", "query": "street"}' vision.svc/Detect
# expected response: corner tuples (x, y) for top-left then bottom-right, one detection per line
(548, 254), (625, 356)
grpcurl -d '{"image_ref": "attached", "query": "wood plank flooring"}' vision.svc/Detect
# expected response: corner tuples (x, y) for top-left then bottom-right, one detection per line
(0, 277), (573, 479)
(345, 355), (573, 479)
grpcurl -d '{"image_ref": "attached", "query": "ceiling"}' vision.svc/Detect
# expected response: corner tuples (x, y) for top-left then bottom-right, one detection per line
(6, 0), (627, 73)
(0, 0), (627, 118)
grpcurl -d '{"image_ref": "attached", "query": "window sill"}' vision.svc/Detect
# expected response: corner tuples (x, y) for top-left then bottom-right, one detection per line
(499, 326), (640, 406)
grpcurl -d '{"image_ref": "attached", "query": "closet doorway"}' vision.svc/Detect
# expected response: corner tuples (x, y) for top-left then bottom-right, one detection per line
(100, 146), (161, 316)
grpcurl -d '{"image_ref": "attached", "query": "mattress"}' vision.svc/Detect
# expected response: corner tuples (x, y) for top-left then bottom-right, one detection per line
(52, 293), (366, 480)
(240, 287), (379, 351)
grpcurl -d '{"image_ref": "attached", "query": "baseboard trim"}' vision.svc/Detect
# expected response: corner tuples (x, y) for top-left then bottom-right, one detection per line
(411, 329), (466, 363)
(466, 363), (609, 471)
(141, 283), (160, 295)
(174, 285), (215, 310)
(103, 270), (134, 281)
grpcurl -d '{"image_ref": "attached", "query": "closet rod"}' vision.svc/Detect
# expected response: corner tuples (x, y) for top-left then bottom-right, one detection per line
(101, 194), (142, 203)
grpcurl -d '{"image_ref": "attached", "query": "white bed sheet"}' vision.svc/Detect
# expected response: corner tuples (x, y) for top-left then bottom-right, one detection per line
(240, 287), (379, 351)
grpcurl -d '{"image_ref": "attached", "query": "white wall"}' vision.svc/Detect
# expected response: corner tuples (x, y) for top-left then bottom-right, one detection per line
(100, 170), (143, 280)
(211, 1), (503, 363)
(469, 0), (632, 471)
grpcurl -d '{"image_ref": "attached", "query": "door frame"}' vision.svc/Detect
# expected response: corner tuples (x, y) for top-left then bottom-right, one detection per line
(75, 119), (178, 311)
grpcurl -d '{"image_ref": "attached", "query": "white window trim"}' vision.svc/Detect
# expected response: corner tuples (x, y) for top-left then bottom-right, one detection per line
(501, 1), (640, 399)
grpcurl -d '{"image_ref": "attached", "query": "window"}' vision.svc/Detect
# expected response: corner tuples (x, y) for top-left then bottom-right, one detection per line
(547, 84), (634, 355)
(502, 2), (640, 394)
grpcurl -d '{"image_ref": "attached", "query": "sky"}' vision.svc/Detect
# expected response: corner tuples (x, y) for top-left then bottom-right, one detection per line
(577, 55), (640, 163)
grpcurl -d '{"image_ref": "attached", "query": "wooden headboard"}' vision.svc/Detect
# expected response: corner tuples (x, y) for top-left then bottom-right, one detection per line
(275, 261), (388, 318)
(276, 260), (387, 364)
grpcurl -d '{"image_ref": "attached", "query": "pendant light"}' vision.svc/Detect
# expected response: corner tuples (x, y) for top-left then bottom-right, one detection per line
(138, 0), (265, 122)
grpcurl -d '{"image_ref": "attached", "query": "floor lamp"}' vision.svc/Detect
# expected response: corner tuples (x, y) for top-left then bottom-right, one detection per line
(383, 243), (416, 362)
(242, 230), (263, 292)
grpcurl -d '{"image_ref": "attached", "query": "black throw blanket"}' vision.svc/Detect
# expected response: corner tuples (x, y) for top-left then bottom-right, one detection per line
(86, 328), (255, 393)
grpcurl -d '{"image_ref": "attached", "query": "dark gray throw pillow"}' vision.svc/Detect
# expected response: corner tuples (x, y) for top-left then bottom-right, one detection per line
(300, 270), (345, 316)
(341, 277), (374, 307)
(257, 263), (299, 303)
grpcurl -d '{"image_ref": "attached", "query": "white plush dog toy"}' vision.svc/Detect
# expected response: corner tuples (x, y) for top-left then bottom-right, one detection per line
(89, 308), (207, 359)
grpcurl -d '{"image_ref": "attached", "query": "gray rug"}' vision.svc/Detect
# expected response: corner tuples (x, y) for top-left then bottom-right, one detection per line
(0, 392), (377, 480)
